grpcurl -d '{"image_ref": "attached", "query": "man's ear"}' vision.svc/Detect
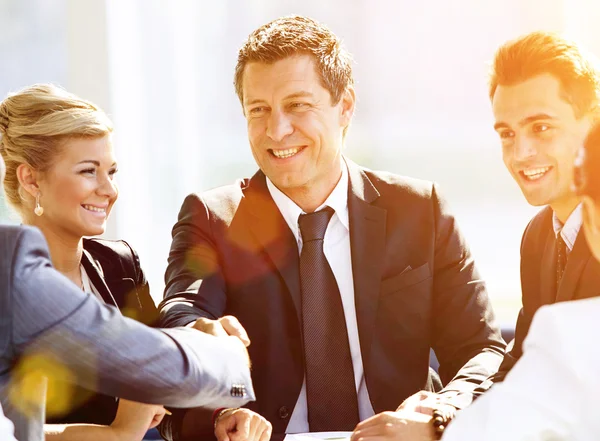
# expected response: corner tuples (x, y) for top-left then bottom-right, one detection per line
(16, 163), (41, 199)
(339, 86), (356, 129)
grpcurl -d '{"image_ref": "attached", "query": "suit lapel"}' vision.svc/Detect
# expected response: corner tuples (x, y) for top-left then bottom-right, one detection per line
(557, 231), (595, 302)
(346, 159), (387, 366)
(81, 249), (120, 308)
(539, 225), (557, 306)
(241, 171), (302, 321)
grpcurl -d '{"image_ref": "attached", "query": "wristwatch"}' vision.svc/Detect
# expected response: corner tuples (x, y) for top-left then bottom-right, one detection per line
(432, 403), (457, 440)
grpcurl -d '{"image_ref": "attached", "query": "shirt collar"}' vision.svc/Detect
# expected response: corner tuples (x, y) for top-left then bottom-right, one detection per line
(552, 203), (583, 252)
(266, 157), (349, 242)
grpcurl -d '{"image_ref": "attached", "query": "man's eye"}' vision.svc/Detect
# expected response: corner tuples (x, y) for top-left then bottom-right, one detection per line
(249, 107), (266, 115)
(499, 131), (514, 139)
(533, 123), (550, 133)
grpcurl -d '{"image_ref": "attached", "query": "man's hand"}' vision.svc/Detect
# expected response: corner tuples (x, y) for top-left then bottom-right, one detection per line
(189, 316), (251, 347)
(350, 410), (434, 441)
(214, 408), (272, 441)
(110, 399), (167, 440)
(396, 391), (442, 417)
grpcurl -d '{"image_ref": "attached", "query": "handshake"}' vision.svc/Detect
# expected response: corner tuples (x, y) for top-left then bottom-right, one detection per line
(187, 315), (252, 364)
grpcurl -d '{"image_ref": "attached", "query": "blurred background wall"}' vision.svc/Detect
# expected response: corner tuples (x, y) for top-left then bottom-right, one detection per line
(2, 0), (600, 325)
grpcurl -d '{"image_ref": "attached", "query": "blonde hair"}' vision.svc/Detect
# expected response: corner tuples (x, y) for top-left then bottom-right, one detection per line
(0, 84), (113, 213)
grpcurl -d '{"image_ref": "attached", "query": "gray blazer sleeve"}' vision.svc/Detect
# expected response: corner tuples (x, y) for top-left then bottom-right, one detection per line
(10, 226), (255, 409)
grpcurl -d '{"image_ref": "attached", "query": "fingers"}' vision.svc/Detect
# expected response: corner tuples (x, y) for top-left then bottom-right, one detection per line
(354, 412), (395, 431)
(397, 391), (428, 411)
(149, 407), (167, 429)
(228, 411), (251, 441)
(258, 420), (273, 441)
(220, 315), (251, 346)
(228, 410), (272, 441)
(191, 316), (251, 347)
(215, 421), (231, 441)
(397, 391), (440, 417)
(248, 413), (265, 441)
(351, 421), (397, 441)
(192, 318), (229, 337)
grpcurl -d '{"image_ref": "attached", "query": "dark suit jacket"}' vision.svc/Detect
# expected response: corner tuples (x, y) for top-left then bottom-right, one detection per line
(488, 206), (600, 383)
(159, 159), (506, 436)
(46, 238), (159, 426)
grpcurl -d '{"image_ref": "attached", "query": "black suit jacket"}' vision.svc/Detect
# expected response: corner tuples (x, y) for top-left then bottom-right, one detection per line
(159, 159), (505, 436)
(489, 206), (600, 383)
(46, 239), (158, 426)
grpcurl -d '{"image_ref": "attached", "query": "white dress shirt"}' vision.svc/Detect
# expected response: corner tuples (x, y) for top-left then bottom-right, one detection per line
(552, 203), (582, 253)
(443, 297), (600, 441)
(266, 159), (375, 433)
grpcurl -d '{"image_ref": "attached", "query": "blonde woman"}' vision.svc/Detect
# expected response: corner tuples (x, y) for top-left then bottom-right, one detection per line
(0, 84), (167, 440)
(0, 84), (271, 441)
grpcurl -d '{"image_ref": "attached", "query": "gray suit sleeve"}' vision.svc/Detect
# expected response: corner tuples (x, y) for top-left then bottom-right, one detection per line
(10, 226), (255, 409)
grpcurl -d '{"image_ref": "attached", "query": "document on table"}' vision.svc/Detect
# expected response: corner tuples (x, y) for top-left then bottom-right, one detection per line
(284, 432), (352, 441)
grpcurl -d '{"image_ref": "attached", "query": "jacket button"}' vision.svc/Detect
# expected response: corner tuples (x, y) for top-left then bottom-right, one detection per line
(278, 406), (290, 419)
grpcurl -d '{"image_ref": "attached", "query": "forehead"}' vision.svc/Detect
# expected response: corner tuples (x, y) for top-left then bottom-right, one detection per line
(242, 54), (327, 103)
(492, 73), (577, 124)
(57, 135), (114, 162)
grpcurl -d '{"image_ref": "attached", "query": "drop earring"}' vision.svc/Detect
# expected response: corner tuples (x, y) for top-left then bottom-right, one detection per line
(34, 193), (44, 216)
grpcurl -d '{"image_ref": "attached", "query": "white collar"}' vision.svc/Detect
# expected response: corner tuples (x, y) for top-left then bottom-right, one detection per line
(552, 203), (583, 252)
(266, 157), (349, 242)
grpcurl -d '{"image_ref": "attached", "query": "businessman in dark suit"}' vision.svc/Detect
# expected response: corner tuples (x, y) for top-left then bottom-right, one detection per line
(159, 15), (505, 440)
(477, 31), (600, 388)
(438, 117), (600, 441)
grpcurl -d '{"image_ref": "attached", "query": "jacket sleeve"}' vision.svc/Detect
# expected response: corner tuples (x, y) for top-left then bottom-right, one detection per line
(428, 184), (506, 409)
(471, 216), (538, 397)
(159, 193), (228, 328)
(10, 226), (255, 410)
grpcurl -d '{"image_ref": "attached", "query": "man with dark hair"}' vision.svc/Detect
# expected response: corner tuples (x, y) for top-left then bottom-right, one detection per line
(159, 15), (505, 440)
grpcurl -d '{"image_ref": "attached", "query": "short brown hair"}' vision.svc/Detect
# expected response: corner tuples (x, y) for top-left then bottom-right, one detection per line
(489, 31), (600, 118)
(576, 122), (600, 202)
(0, 84), (112, 214)
(234, 15), (354, 105)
